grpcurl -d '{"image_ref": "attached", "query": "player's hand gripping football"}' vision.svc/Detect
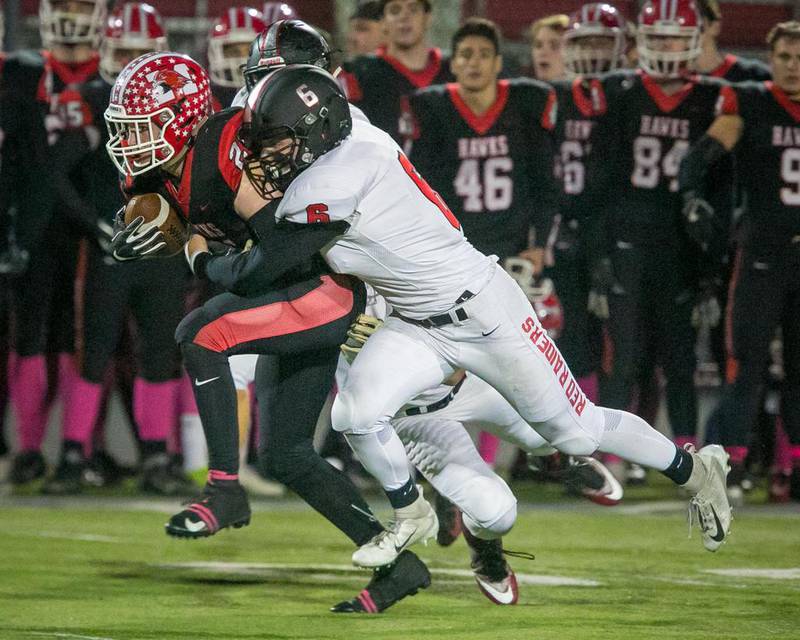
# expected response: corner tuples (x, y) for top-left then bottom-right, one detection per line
(340, 314), (384, 364)
(110, 209), (166, 261)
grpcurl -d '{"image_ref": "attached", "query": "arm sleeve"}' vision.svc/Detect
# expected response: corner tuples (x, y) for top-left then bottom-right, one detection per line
(529, 89), (560, 248)
(201, 200), (349, 296)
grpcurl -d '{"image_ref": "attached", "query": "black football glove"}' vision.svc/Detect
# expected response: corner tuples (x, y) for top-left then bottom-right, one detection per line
(682, 191), (716, 252)
(692, 278), (722, 329)
(110, 215), (166, 262)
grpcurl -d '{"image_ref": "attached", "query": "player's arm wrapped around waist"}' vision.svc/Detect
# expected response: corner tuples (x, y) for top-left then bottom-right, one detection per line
(194, 199), (350, 296)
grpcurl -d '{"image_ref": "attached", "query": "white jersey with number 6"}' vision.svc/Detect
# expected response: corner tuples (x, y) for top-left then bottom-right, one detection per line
(274, 118), (496, 319)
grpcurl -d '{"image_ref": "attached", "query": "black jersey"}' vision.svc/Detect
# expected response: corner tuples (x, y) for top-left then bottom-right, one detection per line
(405, 78), (558, 260)
(211, 84), (240, 112)
(733, 81), (800, 245)
(124, 108), (251, 249)
(603, 70), (738, 247)
(341, 47), (453, 143)
(708, 54), (771, 83)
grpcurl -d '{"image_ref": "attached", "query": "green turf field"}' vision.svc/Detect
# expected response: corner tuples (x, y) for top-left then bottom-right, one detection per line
(1, 482), (798, 640)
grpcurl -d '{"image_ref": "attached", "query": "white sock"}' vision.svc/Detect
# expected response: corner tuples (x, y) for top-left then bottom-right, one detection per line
(596, 408), (677, 471)
(345, 424), (412, 491)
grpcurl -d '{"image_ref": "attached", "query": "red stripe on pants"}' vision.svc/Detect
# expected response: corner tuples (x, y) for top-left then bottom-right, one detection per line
(193, 275), (354, 353)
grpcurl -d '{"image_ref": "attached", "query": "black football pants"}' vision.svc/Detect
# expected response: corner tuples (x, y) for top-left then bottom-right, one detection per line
(600, 242), (698, 438)
(176, 274), (384, 546)
(707, 240), (800, 448)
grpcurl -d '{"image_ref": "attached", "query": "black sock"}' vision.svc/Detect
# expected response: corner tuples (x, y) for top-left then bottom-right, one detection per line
(140, 439), (167, 459)
(181, 341), (239, 474)
(661, 445), (694, 485)
(385, 478), (419, 509)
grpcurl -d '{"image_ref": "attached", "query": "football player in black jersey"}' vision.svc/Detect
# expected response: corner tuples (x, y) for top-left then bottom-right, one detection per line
(682, 21), (800, 501)
(41, 2), (197, 495)
(551, 3), (628, 409)
(340, 0), (452, 143)
(0, 0), (105, 486)
(597, 0), (738, 454)
(106, 52), (430, 613)
(405, 17), (559, 474)
(695, 0), (771, 82)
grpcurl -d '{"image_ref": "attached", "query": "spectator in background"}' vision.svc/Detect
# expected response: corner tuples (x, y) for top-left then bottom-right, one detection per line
(694, 0), (771, 81)
(346, 1), (385, 59)
(529, 14), (569, 82)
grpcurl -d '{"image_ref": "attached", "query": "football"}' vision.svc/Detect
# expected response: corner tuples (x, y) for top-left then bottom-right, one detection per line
(123, 192), (188, 257)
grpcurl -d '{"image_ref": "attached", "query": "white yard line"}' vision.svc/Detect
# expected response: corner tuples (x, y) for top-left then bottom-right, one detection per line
(29, 632), (116, 640)
(703, 568), (800, 580)
(155, 561), (601, 587)
(7, 531), (125, 543)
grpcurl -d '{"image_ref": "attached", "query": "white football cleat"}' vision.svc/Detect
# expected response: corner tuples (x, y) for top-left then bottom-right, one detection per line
(688, 444), (732, 552)
(352, 486), (438, 568)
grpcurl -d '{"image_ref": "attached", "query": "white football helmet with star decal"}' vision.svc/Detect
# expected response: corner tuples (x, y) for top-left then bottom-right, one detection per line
(104, 52), (211, 176)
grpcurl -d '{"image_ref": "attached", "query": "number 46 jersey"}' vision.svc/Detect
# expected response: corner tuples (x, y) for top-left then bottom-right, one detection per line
(602, 70), (738, 247)
(403, 78), (559, 260)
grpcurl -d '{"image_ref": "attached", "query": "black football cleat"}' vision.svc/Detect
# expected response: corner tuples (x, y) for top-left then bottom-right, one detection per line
(563, 456), (624, 506)
(464, 529), (534, 606)
(41, 444), (85, 495)
(165, 477), (251, 538)
(140, 453), (196, 496)
(82, 450), (134, 488)
(9, 450), (47, 485)
(330, 550), (431, 614)
(434, 491), (462, 546)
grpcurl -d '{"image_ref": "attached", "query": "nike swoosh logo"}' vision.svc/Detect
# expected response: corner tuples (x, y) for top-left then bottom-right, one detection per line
(394, 531), (414, 553)
(195, 376), (220, 386)
(709, 507), (726, 542)
(482, 325), (500, 337)
(475, 575), (515, 604)
(184, 518), (207, 533)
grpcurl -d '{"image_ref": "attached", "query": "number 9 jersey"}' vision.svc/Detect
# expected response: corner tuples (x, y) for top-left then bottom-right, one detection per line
(602, 70), (738, 246)
(402, 78), (559, 260)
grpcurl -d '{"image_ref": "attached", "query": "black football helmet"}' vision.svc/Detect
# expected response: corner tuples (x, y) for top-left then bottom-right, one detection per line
(242, 19), (333, 92)
(239, 64), (352, 198)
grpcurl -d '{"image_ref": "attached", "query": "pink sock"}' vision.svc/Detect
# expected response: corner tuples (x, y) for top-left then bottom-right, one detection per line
(58, 353), (79, 399)
(674, 436), (697, 450)
(134, 378), (180, 442)
(62, 378), (104, 455)
(790, 445), (800, 467)
(10, 354), (49, 451)
(577, 374), (598, 403)
(725, 446), (749, 466)
(478, 432), (500, 466)
(773, 419), (792, 472)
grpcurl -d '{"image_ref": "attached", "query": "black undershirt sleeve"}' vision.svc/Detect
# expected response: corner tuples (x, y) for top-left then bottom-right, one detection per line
(200, 200), (349, 296)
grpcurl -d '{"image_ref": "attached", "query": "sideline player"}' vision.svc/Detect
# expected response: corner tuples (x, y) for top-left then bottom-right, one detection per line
(199, 63), (733, 567)
(528, 14), (569, 82)
(681, 21), (800, 501)
(1, 0), (105, 485)
(341, 0), (452, 143)
(597, 0), (738, 452)
(105, 52), (430, 613)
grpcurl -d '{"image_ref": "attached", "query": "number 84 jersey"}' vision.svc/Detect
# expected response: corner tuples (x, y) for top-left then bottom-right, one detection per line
(602, 70), (738, 245)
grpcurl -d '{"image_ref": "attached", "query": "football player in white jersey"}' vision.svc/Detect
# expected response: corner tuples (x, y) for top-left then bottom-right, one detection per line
(181, 64), (733, 566)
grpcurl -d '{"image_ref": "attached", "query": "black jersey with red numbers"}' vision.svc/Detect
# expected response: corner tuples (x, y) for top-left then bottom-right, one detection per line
(602, 70), (738, 247)
(708, 54), (771, 83)
(733, 81), (800, 244)
(405, 78), (559, 260)
(341, 47), (453, 143)
(124, 108), (252, 249)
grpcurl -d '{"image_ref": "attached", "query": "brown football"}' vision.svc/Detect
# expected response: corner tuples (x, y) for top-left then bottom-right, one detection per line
(123, 193), (188, 257)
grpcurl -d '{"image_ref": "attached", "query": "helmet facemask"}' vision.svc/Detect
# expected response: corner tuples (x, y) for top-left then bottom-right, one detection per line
(40, 0), (106, 47)
(105, 104), (176, 176)
(565, 32), (624, 76)
(637, 27), (700, 78)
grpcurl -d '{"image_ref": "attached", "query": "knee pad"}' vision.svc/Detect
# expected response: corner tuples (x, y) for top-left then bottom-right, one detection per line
(459, 476), (517, 540)
(331, 389), (384, 435)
